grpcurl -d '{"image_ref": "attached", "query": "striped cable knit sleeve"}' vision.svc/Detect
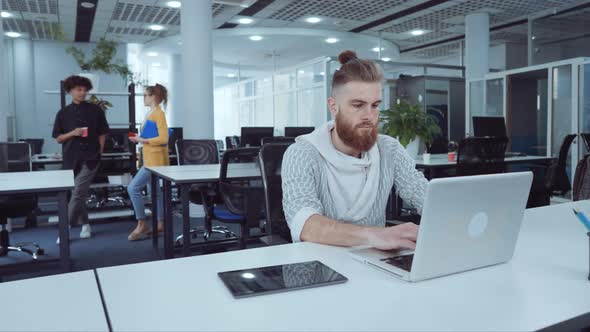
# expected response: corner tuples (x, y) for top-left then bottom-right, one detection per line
(282, 142), (324, 242)
(382, 136), (428, 211)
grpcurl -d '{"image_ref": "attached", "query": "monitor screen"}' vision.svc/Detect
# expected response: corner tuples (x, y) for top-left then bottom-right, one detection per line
(104, 128), (130, 153)
(285, 127), (314, 138)
(472, 116), (507, 138)
(240, 127), (274, 147)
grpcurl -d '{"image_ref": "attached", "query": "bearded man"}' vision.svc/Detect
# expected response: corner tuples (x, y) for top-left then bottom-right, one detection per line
(282, 50), (428, 250)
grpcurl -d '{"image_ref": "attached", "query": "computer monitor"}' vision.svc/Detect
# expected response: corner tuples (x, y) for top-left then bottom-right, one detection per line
(285, 127), (314, 138)
(472, 116), (507, 138)
(104, 128), (130, 153)
(240, 127), (274, 147)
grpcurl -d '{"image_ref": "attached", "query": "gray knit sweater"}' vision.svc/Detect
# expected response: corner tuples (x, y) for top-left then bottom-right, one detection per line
(282, 134), (428, 242)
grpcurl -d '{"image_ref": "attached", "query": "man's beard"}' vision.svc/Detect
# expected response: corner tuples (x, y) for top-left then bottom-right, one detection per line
(335, 112), (378, 152)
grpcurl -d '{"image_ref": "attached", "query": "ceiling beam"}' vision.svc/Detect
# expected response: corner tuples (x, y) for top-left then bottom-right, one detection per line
(349, 0), (451, 33)
(74, 0), (98, 42)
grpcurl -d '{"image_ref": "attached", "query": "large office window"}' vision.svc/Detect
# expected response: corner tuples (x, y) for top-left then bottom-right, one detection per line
(213, 57), (329, 139)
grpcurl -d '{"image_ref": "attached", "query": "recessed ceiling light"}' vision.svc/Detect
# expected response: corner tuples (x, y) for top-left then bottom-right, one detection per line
(298, 70), (305, 74)
(167, 1), (181, 8)
(5, 32), (21, 38)
(1, 11), (13, 18)
(241, 272), (256, 279)
(319, 71), (325, 76)
(238, 17), (253, 24)
(325, 37), (339, 44)
(80, 1), (95, 9)
(306, 17), (321, 23)
(147, 52), (159, 57)
(149, 25), (165, 31)
(410, 29), (425, 36)
(227, 73), (236, 78)
(531, 36), (536, 40)
(381, 57), (391, 62)
(249, 35), (263, 41)
(151, 62), (161, 67)
(372, 47), (385, 52)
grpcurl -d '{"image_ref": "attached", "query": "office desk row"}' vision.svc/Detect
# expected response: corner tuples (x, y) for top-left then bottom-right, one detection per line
(2, 201), (590, 331)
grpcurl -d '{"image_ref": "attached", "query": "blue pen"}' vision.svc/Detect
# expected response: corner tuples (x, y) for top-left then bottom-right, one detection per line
(572, 208), (590, 231)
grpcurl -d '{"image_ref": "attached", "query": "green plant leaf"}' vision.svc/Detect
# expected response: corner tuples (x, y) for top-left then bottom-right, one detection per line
(379, 100), (442, 147)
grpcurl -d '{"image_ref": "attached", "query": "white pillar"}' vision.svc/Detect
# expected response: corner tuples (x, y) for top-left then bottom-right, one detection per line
(465, 13), (489, 80)
(0, 17), (8, 141)
(13, 39), (37, 139)
(181, 0), (214, 139)
(168, 54), (184, 128)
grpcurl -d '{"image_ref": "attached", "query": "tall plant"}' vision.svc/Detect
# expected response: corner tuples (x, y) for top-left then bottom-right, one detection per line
(66, 38), (132, 82)
(380, 100), (441, 148)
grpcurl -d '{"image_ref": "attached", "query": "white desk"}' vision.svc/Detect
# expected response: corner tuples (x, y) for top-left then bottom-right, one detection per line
(0, 170), (74, 273)
(415, 154), (553, 168)
(0, 270), (109, 332)
(97, 201), (590, 331)
(146, 163), (261, 258)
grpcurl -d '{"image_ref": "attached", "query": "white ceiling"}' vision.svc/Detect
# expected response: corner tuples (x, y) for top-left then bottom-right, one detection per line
(2, 0), (589, 63)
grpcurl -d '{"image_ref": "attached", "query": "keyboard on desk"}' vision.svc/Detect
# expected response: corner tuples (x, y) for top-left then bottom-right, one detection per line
(381, 254), (414, 272)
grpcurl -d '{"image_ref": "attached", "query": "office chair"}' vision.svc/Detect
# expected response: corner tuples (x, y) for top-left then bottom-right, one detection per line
(527, 134), (576, 207)
(0, 142), (44, 260)
(19, 138), (44, 155)
(456, 137), (508, 176)
(174, 139), (236, 245)
(217, 147), (265, 248)
(259, 143), (294, 243)
(225, 136), (240, 150)
(261, 137), (296, 145)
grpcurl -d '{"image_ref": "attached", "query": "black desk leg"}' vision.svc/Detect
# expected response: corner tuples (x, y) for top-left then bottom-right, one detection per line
(181, 184), (191, 257)
(151, 173), (159, 250)
(57, 191), (71, 272)
(163, 180), (174, 259)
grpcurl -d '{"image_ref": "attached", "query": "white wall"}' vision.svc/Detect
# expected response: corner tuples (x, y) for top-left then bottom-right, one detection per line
(12, 40), (129, 154)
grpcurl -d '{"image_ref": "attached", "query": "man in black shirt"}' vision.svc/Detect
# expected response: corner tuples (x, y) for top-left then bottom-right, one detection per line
(52, 75), (109, 241)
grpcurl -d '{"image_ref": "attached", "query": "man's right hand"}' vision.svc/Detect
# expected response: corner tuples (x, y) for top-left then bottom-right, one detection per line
(365, 222), (419, 251)
(70, 128), (84, 137)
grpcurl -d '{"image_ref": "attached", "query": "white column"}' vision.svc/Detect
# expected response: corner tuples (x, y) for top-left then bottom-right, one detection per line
(168, 54), (184, 128)
(0, 17), (8, 141)
(465, 12), (490, 80)
(180, 0), (214, 139)
(13, 39), (37, 138)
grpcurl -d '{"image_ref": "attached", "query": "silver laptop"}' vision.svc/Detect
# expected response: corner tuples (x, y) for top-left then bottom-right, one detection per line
(350, 172), (533, 282)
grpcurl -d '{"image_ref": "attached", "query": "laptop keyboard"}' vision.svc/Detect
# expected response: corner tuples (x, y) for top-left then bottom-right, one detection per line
(381, 254), (414, 272)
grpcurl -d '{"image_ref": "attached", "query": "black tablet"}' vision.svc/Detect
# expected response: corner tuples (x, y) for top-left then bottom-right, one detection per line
(218, 260), (348, 299)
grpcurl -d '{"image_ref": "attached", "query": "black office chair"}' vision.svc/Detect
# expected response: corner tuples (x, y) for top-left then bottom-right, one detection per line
(0, 142), (44, 260)
(225, 136), (240, 150)
(217, 147), (265, 248)
(19, 138), (44, 155)
(456, 137), (508, 176)
(527, 134), (576, 208)
(259, 143), (294, 243)
(174, 139), (236, 244)
(261, 136), (296, 145)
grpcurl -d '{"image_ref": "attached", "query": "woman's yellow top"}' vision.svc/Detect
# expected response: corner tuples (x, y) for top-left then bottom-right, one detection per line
(140, 106), (169, 167)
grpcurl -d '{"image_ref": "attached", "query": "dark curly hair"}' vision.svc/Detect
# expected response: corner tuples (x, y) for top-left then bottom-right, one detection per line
(63, 75), (93, 92)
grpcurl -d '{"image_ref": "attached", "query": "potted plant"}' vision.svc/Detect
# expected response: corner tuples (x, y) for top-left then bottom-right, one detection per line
(88, 94), (113, 112)
(66, 38), (133, 91)
(380, 100), (441, 158)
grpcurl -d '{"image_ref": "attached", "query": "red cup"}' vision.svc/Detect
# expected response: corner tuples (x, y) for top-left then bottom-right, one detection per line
(128, 132), (137, 138)
(81, 127), (88, 138)
(448, 152), (456, 162)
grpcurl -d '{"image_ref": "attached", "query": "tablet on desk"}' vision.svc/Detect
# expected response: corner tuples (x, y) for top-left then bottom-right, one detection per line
(218, 260), (348, 299)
